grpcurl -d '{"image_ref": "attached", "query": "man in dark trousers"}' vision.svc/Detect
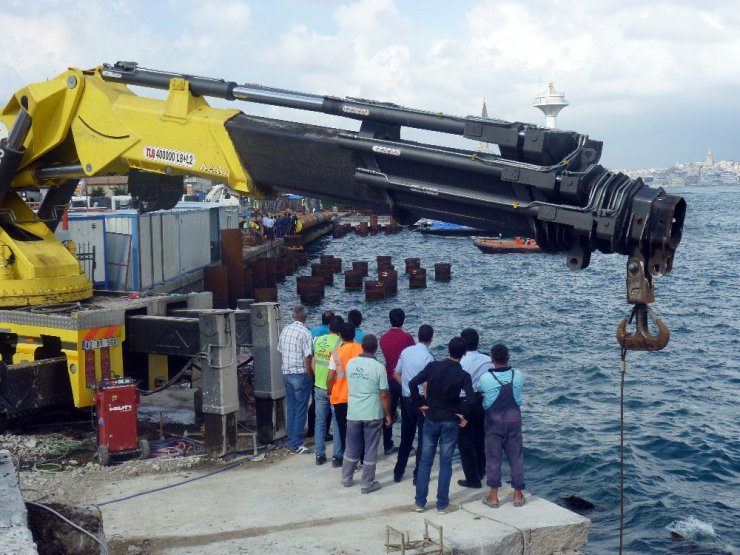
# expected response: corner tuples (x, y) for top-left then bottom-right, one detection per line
(457, 328), (491, 488)
(410, 337), (475, 514)
(380, 308), (415, 456)
(393, 324), (434, 484)
(477, 343), (525, 508)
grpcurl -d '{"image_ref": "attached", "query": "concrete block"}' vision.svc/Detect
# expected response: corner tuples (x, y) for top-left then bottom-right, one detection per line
(0, 450), (37, 554)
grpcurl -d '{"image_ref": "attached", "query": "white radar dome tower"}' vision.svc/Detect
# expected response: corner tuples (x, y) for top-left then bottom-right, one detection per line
(533, 82), (568, 129)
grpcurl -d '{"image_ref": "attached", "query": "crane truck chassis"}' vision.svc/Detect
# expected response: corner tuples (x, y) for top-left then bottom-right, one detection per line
(0, 62), (685, 425)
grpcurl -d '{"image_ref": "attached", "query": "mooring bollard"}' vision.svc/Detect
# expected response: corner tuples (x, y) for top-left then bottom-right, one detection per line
(344, 270), (363, 291)
(434, 263), (451, 281)
(352, 261), (369, 276)
(377, 255), (393, 271)
(365, 280), (385, 301)
(409, 268), (427, 288)
(379, 269), (398, 296)
(405, 257), (421, 274)
(243, 268), (255, 299)
(254, 287), (278, 302)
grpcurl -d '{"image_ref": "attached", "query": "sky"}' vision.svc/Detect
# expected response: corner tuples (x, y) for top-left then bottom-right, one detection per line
(1, 0), (738, 169)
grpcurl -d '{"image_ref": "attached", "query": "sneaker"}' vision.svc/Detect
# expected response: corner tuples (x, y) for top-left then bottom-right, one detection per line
(412, 504), (425, 513)
(437, 504), (460, 514)
(342, 479), (353, 487)
(384, 445), (399, 456)
(393, 473), (403, 483)
(325, 433), (333, 441)
(315, 455), (327, 465)
(291, 446), (312, 454)
(332, 457), (343, 468)
(457, 479), (482, 489)
(361, 481), (382, 494)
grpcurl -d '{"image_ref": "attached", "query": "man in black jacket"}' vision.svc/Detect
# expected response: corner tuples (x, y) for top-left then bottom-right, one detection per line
(409, 337), (475, 514)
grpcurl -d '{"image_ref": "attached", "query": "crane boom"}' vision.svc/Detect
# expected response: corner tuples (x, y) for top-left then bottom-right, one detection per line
(0, 62), (684, 351)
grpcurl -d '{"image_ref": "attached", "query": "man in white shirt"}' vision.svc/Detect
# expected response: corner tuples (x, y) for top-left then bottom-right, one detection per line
(392, 324), (434, 484)
(277, 305), (313, 454)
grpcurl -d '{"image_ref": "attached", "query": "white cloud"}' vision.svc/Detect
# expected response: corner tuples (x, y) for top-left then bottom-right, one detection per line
(0, 0), (738, 167)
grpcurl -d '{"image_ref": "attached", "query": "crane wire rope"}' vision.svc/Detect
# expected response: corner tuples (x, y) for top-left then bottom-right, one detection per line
(619, 347), (627, 555)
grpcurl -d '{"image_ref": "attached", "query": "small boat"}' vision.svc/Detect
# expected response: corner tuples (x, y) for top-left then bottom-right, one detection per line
(473, 236), (542, 254)
(414, 220), (488, 237)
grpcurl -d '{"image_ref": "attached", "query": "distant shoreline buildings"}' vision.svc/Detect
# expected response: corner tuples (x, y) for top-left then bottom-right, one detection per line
(620, 151), (740, 188)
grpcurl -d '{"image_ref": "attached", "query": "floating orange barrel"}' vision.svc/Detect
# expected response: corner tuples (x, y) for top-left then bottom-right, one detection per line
(331, 258), (342, 273)
(409, 268), (427, 288)
(320, 255), (334, 266)
(296, 211), (334, 233)
(365, 280), (385, 301)
(405, 258), (421, 273)
(352, 261), (369, 276)
(357, 222), (369, 237)
(379, 269), (398, 296)
(254, 287), (278, 302)
(369, 214), (378, 228)
(377, 256), (393, 271)
(344, 270), (363, 291)
(434, 263), (451, 282)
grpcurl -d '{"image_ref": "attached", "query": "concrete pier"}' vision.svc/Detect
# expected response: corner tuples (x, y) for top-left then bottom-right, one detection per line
(99, 447), (589, 554)
(0, 450), (37, 555)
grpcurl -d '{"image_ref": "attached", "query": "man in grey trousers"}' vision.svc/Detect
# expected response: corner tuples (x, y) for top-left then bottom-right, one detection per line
(341, 335), (393, 494)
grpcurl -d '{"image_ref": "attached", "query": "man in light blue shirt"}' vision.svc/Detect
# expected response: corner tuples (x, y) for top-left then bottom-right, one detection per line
(311, 310), (334, 338)
(348, 309), (366, 342)
(476, 343), (525, 508)
(341, 335), (392, 494)
(393, 324), (435, 483)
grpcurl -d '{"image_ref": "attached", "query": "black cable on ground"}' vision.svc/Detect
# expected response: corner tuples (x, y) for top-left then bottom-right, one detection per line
(95, 451), (265, 507)
(25, 500), (107, 552)
(137, 352), (206, 396)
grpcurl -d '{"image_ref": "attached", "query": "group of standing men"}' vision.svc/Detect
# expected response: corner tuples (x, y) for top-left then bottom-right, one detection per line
(277, 304), (526, 512)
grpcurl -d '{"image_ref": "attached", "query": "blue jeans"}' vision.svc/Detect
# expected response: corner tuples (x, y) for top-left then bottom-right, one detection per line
(415, 419), (459, 510)
(313, 387), (330, 457)
(283, 373), (312, 451)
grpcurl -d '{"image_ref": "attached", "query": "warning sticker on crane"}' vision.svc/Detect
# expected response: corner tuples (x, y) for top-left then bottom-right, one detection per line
(143, 146), (195, 168)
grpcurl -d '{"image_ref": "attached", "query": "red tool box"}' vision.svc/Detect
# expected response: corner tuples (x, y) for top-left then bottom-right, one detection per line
(94, 378), (149, 465)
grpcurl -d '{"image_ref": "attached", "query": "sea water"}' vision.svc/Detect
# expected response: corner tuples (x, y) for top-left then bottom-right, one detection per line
(278, 186), (739, 554)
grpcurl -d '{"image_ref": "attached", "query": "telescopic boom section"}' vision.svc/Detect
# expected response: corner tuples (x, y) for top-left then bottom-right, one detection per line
(101, 62), (685, 278)
(103, 62), (685, 349)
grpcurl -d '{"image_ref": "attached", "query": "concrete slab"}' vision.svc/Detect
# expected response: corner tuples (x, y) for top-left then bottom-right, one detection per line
(98, 447), (589, 554)
(0, 450), (37, 555)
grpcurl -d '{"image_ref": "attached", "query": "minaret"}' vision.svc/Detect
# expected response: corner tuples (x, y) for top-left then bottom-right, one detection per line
(477, 98), (490, 151)
(533, 82), (568, 129)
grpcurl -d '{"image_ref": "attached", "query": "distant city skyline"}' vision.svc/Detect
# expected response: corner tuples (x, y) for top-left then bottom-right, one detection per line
(1, 0), (738, 169)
